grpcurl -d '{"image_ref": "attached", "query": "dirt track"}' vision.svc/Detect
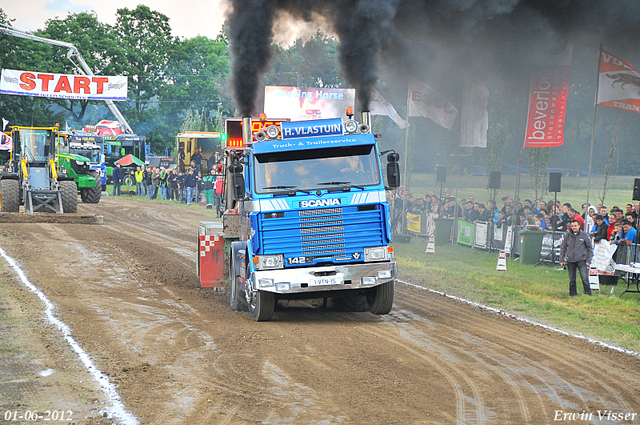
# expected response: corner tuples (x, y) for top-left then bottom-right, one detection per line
(1, 196), (640, 425)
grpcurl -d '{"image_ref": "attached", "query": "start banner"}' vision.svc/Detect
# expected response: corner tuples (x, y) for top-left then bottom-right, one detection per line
(0, 69), (128, 101)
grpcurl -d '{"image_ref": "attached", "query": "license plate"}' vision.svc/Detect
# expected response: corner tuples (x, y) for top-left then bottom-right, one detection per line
(309, 277), (341, 286)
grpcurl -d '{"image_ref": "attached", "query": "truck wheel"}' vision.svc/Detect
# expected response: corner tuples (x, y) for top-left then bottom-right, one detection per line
(60, 181), (78, 213)
(246, 264), (275, 321)
(249, 290), (275, 322)
(366, 280), (395, 315)
(229, 254), (247, 311)
(84, 178), (102, 203)
(0, 179), (20, 212)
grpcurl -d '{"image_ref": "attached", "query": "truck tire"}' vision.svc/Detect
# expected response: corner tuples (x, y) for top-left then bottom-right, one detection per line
(0, 179), (20, 212)
(60, 180), (78, 213)
(249, 290), (275, 322)
(83, 177), (102, 203)
(229, 253), (247, 312)
(246, 263), (275, 321)
(366, 280), (395, 315)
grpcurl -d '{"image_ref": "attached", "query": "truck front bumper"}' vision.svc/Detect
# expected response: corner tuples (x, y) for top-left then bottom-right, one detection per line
(252, 261), (396, 295)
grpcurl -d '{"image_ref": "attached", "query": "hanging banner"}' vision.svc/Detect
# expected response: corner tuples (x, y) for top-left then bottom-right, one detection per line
(597, 49), (640, 114)
(523, 66), (570, 147)
(459, 74), (489, 148)
(0, 69), (128, 101)
(406, 212), (422, 234)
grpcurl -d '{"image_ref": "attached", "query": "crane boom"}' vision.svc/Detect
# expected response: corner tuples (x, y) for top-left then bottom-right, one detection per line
(0, 24), (134, 134)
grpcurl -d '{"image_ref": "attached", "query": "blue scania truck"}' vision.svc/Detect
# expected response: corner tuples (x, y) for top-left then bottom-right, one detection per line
(225, 112), (400, 321)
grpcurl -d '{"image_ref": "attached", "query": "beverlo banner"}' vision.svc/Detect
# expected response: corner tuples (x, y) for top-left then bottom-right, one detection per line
(0, 69), (128, 101)
(523, 66), (570, 147)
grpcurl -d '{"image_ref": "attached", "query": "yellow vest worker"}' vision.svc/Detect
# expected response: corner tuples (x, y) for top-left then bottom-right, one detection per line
(135, 170), (144, 183)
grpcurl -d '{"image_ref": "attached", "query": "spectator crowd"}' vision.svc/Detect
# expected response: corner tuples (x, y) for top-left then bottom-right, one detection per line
(390, 187), (640, 248)
(119, 159), (225, 217)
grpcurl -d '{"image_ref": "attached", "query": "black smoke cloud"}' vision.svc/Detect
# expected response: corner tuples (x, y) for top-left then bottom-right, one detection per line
(226, 0), (640, 116)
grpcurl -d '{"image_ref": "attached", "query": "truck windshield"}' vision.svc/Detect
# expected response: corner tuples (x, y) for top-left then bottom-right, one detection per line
(20, 129), (51, 162)
(70, 148), (100, 163)
(254, 144), (380, 194)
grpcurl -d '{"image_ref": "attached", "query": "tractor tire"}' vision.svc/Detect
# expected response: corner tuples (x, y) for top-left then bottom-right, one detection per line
(83, 177), (102, 204)
(122, 174), (134, 187)
(60, 180), (78, 213)
(366, 280), (395, 315)
(0, 179), (20, 212)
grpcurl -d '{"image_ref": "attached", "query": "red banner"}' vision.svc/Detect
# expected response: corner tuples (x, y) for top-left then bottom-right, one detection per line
(524, 66), (570, 148)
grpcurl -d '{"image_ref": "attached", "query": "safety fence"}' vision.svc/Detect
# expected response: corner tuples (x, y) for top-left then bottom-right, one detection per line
(403, 211), (637, 268)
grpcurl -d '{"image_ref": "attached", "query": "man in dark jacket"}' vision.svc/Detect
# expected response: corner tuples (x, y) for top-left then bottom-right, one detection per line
(559, 220), (594, 296)
(183, 168), (197, 205)
(112, 163), (122, 196)
(591, 214), (608, 244)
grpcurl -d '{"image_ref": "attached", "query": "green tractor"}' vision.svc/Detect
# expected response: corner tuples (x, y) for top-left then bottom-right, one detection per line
(0, 126), (79, 213)
(58, 131), (103, 203)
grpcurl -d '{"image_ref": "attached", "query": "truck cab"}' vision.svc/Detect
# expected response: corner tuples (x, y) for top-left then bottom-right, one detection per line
(227, 113), (400, 321)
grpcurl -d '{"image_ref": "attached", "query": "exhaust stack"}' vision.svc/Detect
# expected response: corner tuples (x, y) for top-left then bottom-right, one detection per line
(360, 111), (371, 134)
(242, 116), (252, 146)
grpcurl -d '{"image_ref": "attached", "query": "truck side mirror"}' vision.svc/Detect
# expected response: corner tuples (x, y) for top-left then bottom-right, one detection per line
(230, 163), (245, 200)
(386, 153), (400, 189)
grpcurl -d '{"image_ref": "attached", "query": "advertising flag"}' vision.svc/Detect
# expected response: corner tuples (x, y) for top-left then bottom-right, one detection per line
(0, 117), (11, 151)
(459, 74), (489, 148)
(597, 49), (640, 114)
(523, 45), (572, 148)
(407, 78), (458, 130)
(0, 69), (128, 101)
(370, 88), (408, 129)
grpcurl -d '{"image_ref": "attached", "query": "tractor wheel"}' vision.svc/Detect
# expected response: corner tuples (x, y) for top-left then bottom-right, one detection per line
(60, 181), (78, 213)
(366, 280), (395, 315)
(84, 177), (102, 204)
(122, 174), (134, 187)
(247, 264), (275, 321)
(0, 179), (20, 212)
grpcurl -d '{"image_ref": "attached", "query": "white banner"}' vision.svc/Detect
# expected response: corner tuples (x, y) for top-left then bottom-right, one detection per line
(407, 78), (458, 130)
(592, 242), (617, 274)
(597, 49), (640, 114)
(0, 69), (128, 101)
(0, 133), (12, 151)
(370, 88), (408, 129)
(459, 74), (489, 148)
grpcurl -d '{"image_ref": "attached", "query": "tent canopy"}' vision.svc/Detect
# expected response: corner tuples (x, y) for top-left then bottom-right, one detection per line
(115, 154), (145, 167)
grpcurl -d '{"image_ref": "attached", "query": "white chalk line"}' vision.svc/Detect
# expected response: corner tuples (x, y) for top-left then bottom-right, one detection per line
(0, 246), (138, 425)
(397, 279), (640, 358)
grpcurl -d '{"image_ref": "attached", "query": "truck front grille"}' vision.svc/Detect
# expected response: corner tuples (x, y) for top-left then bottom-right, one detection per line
(259, 204), (385, 264)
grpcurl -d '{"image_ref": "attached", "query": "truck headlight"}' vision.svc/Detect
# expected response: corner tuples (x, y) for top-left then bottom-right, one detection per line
(254, 254), (284, 270)
(364, 247), (389, 262)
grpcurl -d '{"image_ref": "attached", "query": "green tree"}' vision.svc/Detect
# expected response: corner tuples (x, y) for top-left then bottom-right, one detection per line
(36, 11), (123, 122)
(264, 32), (344, 88)
(114, 5), (175, 120)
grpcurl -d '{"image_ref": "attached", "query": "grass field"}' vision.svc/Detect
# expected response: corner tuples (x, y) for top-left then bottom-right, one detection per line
(406, 173), (638, 210)
(394, 238), (640, 352)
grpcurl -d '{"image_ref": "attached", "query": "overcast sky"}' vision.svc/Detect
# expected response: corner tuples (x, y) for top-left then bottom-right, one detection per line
(2, 0), (228, 39)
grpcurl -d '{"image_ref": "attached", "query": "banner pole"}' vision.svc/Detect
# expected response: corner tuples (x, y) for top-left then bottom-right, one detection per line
(585, 45), (603, 226)
(401, 79), (411, 235)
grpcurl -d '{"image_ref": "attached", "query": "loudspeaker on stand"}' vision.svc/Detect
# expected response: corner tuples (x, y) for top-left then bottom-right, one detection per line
(549, 172), (562, 193)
